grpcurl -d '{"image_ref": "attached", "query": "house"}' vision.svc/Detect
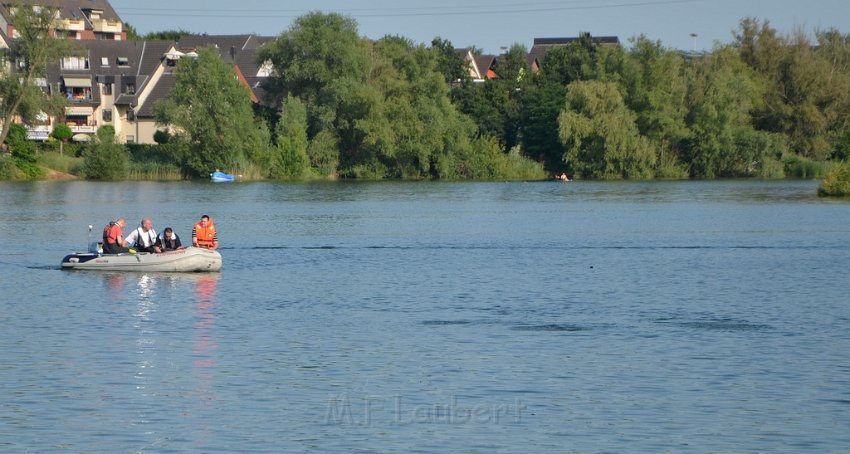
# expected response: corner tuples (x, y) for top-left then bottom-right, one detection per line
(23, 32), (276, 144)
(0, 0), (127, 42)
(473, 54), (498, 81)
(529, 33), (620, 69)
(28, 39), (176, 143)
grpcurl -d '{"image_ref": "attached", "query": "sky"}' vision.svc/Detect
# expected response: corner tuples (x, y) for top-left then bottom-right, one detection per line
(110, 0), (849, 54)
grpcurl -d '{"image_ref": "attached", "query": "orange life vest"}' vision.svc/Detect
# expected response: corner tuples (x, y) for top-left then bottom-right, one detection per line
(194, 220), (217, 247)
(102, 222), (122, 245)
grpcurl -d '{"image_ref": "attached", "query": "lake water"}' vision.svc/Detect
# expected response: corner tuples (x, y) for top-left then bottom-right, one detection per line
(1, 180), (849, 452)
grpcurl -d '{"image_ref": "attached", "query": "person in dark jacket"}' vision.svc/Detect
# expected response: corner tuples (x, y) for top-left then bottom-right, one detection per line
(154, 227), (183, 252)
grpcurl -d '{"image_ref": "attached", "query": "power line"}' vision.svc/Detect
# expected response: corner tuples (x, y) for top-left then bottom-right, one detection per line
(118, 0), (708, 19)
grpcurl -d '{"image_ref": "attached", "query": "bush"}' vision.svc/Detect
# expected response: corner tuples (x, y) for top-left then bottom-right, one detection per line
(5, 124), (43, 179)
(818, 162), (850, 197)
(153, 129), (171, 144)
(756, 157), (786, 179)
(307, 130), (340, 177)
(437, 137), (546, 180)
(82, 127), (129, 180)
(0, 154), (23, 180)
(784, 155), (829, 178)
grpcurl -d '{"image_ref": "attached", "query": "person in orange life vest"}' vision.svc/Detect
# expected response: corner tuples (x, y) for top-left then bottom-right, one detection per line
(102, 217), (132, 254)
(192, 215), (219, 250)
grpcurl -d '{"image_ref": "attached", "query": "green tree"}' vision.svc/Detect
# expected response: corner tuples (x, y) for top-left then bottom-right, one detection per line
(683, 46), (770, 177)
(622, 36), (691, 177)
(0, 3), (74, 145)
(451, 80), (507, 139)
(272, 95), (310, 178)
(82, 125), (128, 180)
(258, 12), (370, 136)
(736, 19), (850, 160)
(355, 35), (476, 178)
(519, 82), (566, 171)
(143, 29), (195, 41)
(154, 47), (272, 177)
(123, 21), (143, 40)
(431, 36), (469, 85)
(51, 124), (73, 155)
(558, 80), (656, 179)
(537, 34), (608, 86)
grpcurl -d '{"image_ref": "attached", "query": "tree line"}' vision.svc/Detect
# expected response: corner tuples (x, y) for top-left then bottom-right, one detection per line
(3, 9), (850, 181)
(452, 19), (850, 179)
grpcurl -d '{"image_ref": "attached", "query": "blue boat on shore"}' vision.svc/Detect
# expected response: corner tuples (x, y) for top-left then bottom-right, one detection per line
(211, 171), (235, 183)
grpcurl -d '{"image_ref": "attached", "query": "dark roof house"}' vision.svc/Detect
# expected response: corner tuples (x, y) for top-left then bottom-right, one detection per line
(529, 33), (620, 68)
(1, 0), (127, 40)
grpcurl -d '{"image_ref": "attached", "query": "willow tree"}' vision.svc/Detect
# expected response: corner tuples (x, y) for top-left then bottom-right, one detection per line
(559, 80), (656, 179)
(154, 47), (271, 177)
(0, 3), (74, 145)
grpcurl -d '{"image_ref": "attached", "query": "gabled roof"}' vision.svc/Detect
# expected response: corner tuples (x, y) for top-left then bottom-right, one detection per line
(176, 34), (273, 76)
(529, 33), (621, 66)
(1, 0), (123, 27)
(473, 54), (497, 80)
(454, 47), (481, 80)
(136, 74), (176, 117)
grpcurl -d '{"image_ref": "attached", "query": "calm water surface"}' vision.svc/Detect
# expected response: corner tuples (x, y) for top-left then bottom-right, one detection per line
(1, 180), (849, 452)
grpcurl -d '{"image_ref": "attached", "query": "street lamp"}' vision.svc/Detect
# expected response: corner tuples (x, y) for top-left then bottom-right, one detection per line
(689, 33), (698, 53)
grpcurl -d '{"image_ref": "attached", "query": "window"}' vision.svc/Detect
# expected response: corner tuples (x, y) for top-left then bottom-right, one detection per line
(102, 109), (112, 122)
(61, 57), (89, 70)
(117, 57), (129, 67)
(125, 83), (135, 95)
(101, 83), (112, 95)
(101, 57), (109, 66)
(126, 135), (135, 143)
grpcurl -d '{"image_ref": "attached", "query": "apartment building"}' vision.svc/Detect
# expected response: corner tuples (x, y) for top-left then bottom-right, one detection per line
(26, 35), (271, 144)
(0, 0), (126, 44)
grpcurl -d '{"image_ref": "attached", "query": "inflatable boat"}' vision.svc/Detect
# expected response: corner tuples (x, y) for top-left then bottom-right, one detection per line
(61, 246), (222, 272)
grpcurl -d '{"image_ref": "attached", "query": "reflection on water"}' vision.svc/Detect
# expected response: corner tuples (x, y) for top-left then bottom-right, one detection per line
(191, 275), (219, 416)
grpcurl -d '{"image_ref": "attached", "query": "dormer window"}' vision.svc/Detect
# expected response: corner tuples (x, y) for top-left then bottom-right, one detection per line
(84, 9), (103, 20)
(101, 57), (109, 66)
(117, 57), (129, 67)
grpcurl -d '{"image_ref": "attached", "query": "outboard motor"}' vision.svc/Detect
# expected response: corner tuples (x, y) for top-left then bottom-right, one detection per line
(85, 225), (102, 253)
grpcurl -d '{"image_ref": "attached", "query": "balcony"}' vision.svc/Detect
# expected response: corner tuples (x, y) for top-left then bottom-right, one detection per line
(65, 115), (97, 133)
(26, 125), (51, 141)
(56, 19), (86, 32)
(65, 88), (93, 102)
(70, 124), (97, 133)
(92, 19), (123, 34)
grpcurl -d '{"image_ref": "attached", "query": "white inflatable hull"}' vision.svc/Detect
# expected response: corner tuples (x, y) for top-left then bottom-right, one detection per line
(61, 247), (222, 272)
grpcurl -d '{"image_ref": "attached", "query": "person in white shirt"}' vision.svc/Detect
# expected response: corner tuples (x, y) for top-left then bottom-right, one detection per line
(124, 218), (158, 253)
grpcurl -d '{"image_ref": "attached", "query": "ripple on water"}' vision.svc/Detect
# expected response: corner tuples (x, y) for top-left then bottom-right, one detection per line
(421, 320), (473, 326)
(655, 317), (772, 332)
(511, 323), (587, 332)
